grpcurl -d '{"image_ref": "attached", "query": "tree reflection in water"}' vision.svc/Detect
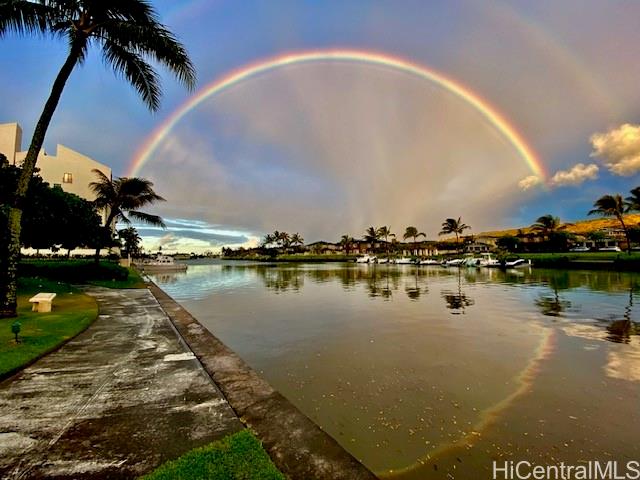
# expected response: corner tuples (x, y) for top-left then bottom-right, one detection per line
(534, 271), (571, 317)
(405, 268), (428, 301)
(606, 287), (639, 343)
(440, 269), (474, 314)
(257, 266), (304, 293)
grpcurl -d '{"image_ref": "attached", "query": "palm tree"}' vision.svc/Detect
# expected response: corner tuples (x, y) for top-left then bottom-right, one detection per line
(0, 0), (195, 317)
(261, 233), (275, 248)
(290, 233), (304, 252)
(364, 226), (380, 253)
(90, 169), (165, 262)
(530, 214), (562, 241)
(625, 187), (640, 212)
(403, 226), (426, 256)
(118, 227), (142, 258)
(364, 226), (379, 243)
(439, 217), (470, 253)
(277, 231), (291, 249)
(377, 226), (395, 258)
(339, 235), (354, 255)
(290, 233), (304, 246)
(589, 194), (632, 254)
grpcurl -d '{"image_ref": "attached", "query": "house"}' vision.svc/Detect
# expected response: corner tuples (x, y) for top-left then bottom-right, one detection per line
(399, 241), (439, 257)
(475, 236), (499, 247)
(571, 233), (620, 250)
(306, 241), (340, 255)
(465, 242), (491, 253)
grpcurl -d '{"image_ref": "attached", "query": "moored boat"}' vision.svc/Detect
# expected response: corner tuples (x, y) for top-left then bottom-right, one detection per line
(478, 253), (501, 267)
(443, 258), (464, 267)
(419, 259), (440, 265)
(135, 255), (188, 272)
(505, 258), (531, 268)
(395, 257), (414, 264)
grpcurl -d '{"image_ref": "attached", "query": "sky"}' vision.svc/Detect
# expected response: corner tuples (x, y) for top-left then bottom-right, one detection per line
(2, 0), (640, 253)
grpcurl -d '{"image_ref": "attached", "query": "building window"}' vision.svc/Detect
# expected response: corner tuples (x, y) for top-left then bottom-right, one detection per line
(62, 172), (73, 184)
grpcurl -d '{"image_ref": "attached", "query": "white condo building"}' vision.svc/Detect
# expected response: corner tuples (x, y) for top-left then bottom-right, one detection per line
(1, 122), (116, 256)
(0, 122), (112, 225)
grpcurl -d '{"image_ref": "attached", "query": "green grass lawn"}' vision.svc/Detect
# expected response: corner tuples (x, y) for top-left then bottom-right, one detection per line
(141, 430), (284, 480)
(0, 278), (98, 379)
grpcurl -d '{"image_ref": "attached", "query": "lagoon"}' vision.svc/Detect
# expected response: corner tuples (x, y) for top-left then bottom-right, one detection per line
(149, 261), (640, 479)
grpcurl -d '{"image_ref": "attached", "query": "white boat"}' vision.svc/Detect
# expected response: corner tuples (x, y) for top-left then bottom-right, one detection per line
(419, 259), (440, 265)
(395, 257), (414, 264)
(462, 256), (480, 267)
(443, 258), (464, 267)
(377, 257), (389, 264)
(136, 255), (188, 271)
(478, 253), (501, 267)
(504, 258), (531, 268)
(356, 254), (377, 264)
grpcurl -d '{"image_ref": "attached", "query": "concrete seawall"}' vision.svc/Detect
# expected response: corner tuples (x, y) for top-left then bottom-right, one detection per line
(148, 282), (378, 480)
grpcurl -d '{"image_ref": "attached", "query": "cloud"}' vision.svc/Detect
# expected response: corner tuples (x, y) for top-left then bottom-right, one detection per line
(518, 175), (543, 191)
(549, 163), (599, 187)
(136, 227), (249, 245)
(590, 123), (640, 176)
(519, 163), (599, 191)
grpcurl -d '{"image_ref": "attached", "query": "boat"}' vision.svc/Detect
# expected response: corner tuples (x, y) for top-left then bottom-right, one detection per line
(462, 255), (481, 267)
(504, 258), (531, 268)
(443, 258), (464, 267)
(478, 253), (501, 267)
(395, 257), (414, 264)
(135, 255), (188, 272)
(377, 257), (389, 264)
(356, 254), (377, 264)
(419, 259), (440, 265)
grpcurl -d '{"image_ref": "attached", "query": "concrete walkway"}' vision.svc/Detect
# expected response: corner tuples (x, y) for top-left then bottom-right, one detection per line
(0, 287), (242, 479)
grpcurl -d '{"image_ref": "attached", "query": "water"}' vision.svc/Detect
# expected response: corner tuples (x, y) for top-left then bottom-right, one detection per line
(150, 262), (640, 478)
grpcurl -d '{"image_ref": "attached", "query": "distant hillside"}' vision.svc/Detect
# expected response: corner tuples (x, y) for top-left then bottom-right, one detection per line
(477, 214), (640, 238)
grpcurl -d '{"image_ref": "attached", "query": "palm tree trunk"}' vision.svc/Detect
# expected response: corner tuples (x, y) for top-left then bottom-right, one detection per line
(1, 41), (84, 318)
(455, 232), (460, 254)
(95, 210), (117, 264)
(618, 214), (632, 255)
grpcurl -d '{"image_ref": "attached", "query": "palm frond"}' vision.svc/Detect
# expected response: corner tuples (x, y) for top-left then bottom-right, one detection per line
(89, 168), (116, 207)
(127, 210), (165, 228)
(102, 40), (161, 110)
(99, 20), (195, 89)
(0, 0), (56, 37)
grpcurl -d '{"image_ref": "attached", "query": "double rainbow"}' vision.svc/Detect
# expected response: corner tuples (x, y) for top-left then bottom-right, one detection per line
(128, 49), (546, 180)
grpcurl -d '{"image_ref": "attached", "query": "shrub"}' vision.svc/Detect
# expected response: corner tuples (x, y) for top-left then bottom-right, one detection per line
(19, 260), (128, 282)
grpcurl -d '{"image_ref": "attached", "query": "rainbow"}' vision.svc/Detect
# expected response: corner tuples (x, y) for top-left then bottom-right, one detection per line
(128, 49), (547, 180)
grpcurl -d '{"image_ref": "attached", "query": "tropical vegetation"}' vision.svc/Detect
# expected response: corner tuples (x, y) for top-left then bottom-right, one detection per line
(0, 158), (103, 258)
(404, 226), (426, 255)
(118, 227), (143, 258)
(438, 217), (470, 252)
(589, 193), (633, 254)
(90, 169), (165, 262)
(0, 0), (195, 317)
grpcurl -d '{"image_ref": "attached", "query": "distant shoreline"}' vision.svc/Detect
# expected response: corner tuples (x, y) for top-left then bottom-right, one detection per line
(217, 252), (640, 271)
